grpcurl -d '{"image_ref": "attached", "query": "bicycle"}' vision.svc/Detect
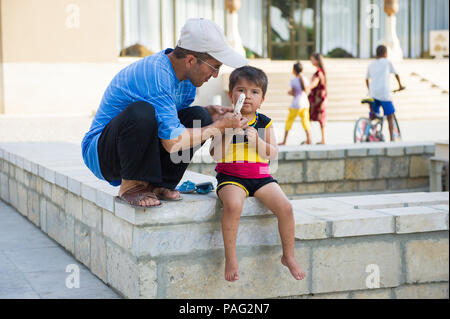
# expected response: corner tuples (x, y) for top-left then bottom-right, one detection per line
(353, 88), (405, 143)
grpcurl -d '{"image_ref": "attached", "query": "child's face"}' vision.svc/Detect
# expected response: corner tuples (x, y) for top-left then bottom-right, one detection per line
(228, 78), (265, 115)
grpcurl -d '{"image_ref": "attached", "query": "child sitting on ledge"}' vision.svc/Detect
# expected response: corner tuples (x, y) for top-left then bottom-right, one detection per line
(209, 66), (306, 282)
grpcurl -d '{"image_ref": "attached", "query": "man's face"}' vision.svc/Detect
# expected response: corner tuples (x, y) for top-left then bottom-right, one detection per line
(187, 56), (222, 87)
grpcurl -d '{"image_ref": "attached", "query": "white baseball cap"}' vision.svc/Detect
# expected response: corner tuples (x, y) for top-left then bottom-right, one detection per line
(177, 18), (248, 68)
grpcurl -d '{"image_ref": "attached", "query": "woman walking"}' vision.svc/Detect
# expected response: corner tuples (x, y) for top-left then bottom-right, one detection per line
(279, 62), (312, 145)
(308, 53), (327, 145)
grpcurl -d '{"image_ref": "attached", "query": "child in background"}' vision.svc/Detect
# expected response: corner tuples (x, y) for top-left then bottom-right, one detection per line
(365, 45), (405, 142)
(209, 66), (306, 282)
(279, 62), (312, 145)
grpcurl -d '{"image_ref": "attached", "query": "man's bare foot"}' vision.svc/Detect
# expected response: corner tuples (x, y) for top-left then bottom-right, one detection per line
(152, 187), (182, 200)
(281, 255), (306, 280)
(225, 258), (239, 282)
(278, 142), (286, 146)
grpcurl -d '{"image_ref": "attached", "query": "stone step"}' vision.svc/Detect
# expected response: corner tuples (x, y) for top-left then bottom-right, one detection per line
(266, 79), (448, 91)
(262, 112), (449, 122)
(260, 103), (449, 114)
(262, 96), (450, 107)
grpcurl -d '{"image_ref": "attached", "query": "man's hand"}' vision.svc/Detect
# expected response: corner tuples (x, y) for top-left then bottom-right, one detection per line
(205, 105), (233, 122)
(216, 112), (248, 132)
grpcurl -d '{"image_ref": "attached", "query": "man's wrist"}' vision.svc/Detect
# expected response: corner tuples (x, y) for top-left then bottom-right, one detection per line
(206, 120), (224, 136)
(204, 104), (212, 114)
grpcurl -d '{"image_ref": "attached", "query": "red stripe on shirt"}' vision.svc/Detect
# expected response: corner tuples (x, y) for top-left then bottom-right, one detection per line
(216, 162), (271, 179)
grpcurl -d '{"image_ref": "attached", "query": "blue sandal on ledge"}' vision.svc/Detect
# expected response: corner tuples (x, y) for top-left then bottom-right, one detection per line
(176, 180), (214, 194)
(195, 182), (214, 194)
(176, 180), (197, 194)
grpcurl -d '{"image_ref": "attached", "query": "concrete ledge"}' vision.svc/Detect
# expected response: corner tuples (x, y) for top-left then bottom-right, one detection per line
(189, 142), (436, 196)
(0, 142), (448, 299)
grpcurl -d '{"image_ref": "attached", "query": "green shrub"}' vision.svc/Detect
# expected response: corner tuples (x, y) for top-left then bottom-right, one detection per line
(327, 48), (354, 58)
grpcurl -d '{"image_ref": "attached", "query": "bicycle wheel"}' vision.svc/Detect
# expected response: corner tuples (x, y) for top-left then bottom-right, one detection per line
(373, 121), (384, 142)
(354, 117), (371, 143)
(392, 115), (402, 141)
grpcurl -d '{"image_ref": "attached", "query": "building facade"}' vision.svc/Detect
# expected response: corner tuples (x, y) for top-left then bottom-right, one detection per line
(122, 0), (449, 59)
(0, 0), (448, 115)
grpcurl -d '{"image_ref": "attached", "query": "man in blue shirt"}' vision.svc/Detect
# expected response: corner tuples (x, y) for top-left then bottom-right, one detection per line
(82, 18), (249, 208)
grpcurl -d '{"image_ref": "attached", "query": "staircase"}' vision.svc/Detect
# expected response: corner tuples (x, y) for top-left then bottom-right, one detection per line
(244, 59), (449, 122)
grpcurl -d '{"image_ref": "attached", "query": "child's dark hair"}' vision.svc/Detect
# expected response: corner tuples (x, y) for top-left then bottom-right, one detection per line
(376, 45), (388, 57)
(293, 61), (306, 91)
(229, 66), (268, 97)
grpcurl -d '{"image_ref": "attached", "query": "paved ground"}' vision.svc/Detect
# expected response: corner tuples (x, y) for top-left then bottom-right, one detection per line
(0, 200), (121, 299)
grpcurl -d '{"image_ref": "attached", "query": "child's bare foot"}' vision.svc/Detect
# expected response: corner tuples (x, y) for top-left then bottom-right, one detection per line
(281, 255), (306, 280)
(225, 258), (239, 282)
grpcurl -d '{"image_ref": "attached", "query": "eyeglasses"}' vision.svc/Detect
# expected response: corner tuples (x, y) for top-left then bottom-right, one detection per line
(196, 57), (220, 74)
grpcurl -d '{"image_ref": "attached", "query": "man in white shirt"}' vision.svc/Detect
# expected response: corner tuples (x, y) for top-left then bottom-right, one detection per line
(365, 45), (404, 141)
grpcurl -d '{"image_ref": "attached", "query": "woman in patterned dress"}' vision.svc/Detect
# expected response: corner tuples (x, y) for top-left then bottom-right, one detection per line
(308, 53), (327, 144)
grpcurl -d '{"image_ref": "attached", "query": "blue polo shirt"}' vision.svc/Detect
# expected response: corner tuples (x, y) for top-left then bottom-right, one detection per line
(81, 48), (196, 186)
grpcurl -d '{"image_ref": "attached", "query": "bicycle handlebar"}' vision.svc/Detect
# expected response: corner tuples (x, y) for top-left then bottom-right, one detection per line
(393, 86), (406, 93)
(362, 86), (406, 104)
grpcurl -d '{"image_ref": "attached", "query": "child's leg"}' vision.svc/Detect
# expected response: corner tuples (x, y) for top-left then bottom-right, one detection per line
(382, 101), (396, 142)
(279, 130), (289, 146)
(254, 182), (306, 280)
(300, 108), (312, 144)
(279, 108), (299, 145)
(217, 184), (247, 282)
(386, 114), (395, 142)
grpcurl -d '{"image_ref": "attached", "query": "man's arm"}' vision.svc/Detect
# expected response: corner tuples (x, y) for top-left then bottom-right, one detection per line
(161, 113), (247, 153)
(204, 105), (233, 122)
(209, 131), (235, 162)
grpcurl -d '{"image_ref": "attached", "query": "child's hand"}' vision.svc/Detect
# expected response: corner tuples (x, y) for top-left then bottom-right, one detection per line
(231, 127), (245, 136)
(246, 127), (259, 145)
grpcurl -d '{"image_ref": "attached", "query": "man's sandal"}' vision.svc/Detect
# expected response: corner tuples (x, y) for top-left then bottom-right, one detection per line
(153, 187), (183, 201)
(115, 184), (163, 208)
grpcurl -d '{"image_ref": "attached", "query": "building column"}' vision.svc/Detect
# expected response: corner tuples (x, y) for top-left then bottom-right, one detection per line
(383, 0), (403, 61)
(0, 1), (4, 114)
(225, 0), (245, 57)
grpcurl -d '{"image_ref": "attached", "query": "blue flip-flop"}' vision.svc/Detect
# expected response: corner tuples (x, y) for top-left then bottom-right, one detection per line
(176, 180), (196, 194)
(195, 182), (214, 194)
